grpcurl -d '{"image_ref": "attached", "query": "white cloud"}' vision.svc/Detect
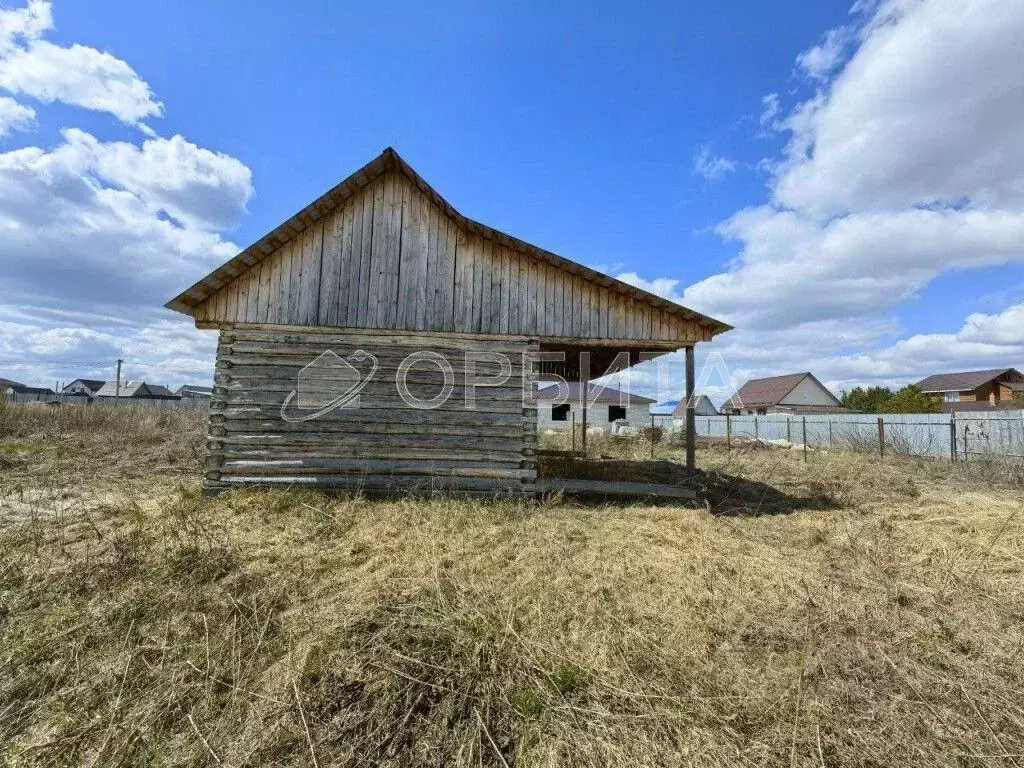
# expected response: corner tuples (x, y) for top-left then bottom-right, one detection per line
(0, 1), (162, 127)
(615, 272), (686, 304)
(758, 92), (780, 132)
(65, 129), (253, 230)
(0, 130), (243, 319)
(605, 304), (1024, 405)
(0, 0), (50, 55)
(0, 94), (32, 136)
(0, 315), (216, 387)
(693, 146), (736, 182)
(687, 205), (1024, 330)
(0, 3), (251, 388)
(683, 0), (1024, 341)
(775, 0), (1024, 217)
(795, 27), (851, 80)
(957, 304), (1024, 347)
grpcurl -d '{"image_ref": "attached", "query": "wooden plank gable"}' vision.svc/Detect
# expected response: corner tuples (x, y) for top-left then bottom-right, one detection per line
(191, 167), (715, 343)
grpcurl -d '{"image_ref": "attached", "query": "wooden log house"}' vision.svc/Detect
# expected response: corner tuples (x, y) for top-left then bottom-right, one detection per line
(166, 148), (731, 496)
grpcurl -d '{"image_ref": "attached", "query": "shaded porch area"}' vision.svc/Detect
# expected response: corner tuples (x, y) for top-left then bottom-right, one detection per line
(534, 339), (699, 473)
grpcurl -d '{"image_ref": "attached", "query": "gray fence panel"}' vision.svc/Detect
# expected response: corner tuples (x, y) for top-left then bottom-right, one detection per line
(4, 392), (209, 410)
(662, 410), (1024, 461)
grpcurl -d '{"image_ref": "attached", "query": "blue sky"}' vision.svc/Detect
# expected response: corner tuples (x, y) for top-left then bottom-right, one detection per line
(1, 0), (1023, 402)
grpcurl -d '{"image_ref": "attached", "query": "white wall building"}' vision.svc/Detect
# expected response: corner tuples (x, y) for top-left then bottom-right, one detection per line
(537, 382), (655, 432)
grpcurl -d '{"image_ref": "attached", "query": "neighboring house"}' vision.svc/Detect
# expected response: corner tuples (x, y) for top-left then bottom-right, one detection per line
(94, 381), (181, 399)
(721, 372), (848, 416)
(1, 378), (55, 398)
(176, 385), (213, 400)
(671, 394), (719, 419)
(914, 368), (1024, 410)
(0, 377), (25, 395)
(62, 379), (105, 397)
(145, 384), (180, 399)
(163, 147), (731, 495)
(537, 382), (656, 431)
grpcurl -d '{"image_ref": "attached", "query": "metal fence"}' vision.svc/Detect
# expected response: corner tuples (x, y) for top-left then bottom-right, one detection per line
(654, 410), (1024, 461)
(3, 392), (209, 410)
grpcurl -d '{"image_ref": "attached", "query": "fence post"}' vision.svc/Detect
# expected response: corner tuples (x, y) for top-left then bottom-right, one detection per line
(787, 418), (792, 444)
(963, 424), (969, 462)
(877, 417), (885, 458)
(949, 413), (957, 463)
(582, 406), (588, 459)
(828, 419), (833, 450)
(571, 411), (576, 455)
(802, 417), (808, 462)
(754, 417), (759, 440)
(650, 413), (655, 460)
(726, 414), (732, 452)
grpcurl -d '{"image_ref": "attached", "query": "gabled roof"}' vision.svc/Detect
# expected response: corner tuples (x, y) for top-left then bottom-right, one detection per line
(176, 385), (213, 396)
(1, 378), (54, 395)
(914, 368), (1021, 393)
(536, 382), (656, 405)
(671, 394), (718, 417)
(95, 380), (150, 397)
(64, 379), (105, 392)
(145, 384), (178, 398)
(722, 372), (842, 410)
(165, 147), (731, 337)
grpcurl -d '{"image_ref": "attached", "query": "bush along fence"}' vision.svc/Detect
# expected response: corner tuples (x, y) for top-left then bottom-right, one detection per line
(2, 392), (209, 409)
(654, 410), (1024, 462)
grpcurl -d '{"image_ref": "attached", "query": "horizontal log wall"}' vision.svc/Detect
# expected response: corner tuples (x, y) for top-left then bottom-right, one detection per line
(206, 325), (539, 497)
(193, 169), (710, 344)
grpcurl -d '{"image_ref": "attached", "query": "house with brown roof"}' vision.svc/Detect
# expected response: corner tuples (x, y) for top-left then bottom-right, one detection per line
(721, 372), (849, 416)
(914, 368), (1023, 410)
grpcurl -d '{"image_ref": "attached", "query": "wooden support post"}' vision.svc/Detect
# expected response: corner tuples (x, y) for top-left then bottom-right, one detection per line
(787, 418), (792, 444)
(802, 417), (808, 462)
(571, 411), (576, 455)
(685, 345), (696, 472)
(754, 417), (759, 440)
(949, 414), (957, 463)
(877, 417), (885, 458)
(725, 414), (732, 452)
(828, 420), (833, 450)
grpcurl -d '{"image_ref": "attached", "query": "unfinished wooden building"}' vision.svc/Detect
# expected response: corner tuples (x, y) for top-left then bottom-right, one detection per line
(166, 148), (731, 496)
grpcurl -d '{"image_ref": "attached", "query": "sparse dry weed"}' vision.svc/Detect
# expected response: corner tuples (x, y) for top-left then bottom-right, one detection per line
(0, 406), (1022, 766)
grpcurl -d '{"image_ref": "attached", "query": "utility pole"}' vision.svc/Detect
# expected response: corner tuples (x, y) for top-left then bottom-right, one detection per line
(115, 358), (123, 398)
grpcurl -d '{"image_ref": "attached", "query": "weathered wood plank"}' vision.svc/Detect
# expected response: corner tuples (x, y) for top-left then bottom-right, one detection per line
(498, 243), (511, 335)
(318, 207), (342, 325)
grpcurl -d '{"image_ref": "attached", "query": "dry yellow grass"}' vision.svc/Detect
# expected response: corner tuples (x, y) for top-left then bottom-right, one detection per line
(1, 404), (1023, 766)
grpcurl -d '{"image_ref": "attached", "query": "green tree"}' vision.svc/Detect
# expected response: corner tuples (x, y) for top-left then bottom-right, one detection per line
(877, 385), (941, 414)
(841, 385), (895, 413)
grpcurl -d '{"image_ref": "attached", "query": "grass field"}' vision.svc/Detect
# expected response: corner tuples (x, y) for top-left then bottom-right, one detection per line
(1, 403), (1023, 766)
